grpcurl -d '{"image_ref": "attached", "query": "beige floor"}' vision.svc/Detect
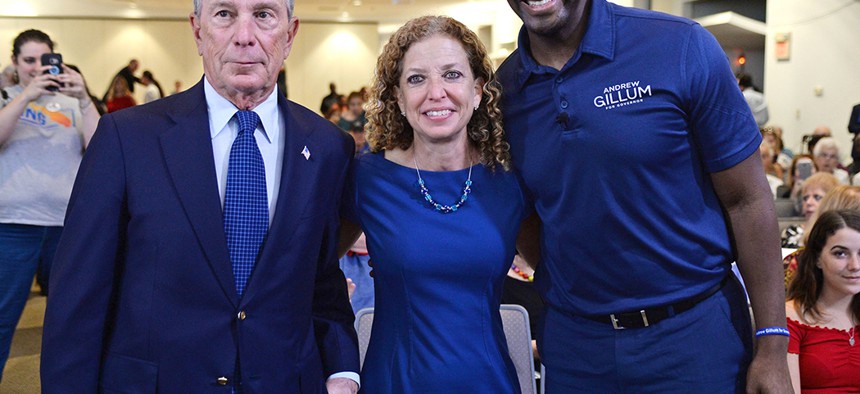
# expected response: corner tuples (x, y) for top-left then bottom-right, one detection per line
(1, 291), (44, 393)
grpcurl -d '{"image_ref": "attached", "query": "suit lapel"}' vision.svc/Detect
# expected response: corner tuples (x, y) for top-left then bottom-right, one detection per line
(160, 81), (238, 307)
(243, 96), (321, 301)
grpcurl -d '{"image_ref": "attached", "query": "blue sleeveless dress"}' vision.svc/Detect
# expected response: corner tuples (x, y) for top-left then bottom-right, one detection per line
(349, 153), (527, 393)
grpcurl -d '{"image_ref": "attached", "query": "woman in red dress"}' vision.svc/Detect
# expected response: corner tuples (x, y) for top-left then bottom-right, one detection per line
(786, 209), (860, 392)
(105, 75), (135, 113)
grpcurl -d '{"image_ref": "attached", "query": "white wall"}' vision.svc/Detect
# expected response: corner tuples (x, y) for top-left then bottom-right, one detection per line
(0, 18), (378, 113)
(651, 0), (686, 16)
(285, 22), (378, 112)
(765, 0), (860, 157)
(0, 17), (202, 103)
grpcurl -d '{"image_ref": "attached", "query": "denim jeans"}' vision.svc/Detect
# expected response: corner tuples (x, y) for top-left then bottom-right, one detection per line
(0, 223), (62, 379)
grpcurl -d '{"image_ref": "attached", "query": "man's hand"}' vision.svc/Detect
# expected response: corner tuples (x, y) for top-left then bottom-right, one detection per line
(326, 377), (358, 394)
(745, 337), (793, 393)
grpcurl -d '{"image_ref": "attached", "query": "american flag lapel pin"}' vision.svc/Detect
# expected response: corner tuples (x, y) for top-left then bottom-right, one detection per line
(301, 145), (311, 160)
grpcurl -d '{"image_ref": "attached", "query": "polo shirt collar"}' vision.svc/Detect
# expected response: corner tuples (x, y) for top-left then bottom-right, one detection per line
(515, 0), (616, 84)
(204, 77), (279, 145)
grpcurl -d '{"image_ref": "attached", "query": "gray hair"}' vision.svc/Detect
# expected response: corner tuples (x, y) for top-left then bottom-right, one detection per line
(813, 136), (840, 158)
(192, 0), (294, 17)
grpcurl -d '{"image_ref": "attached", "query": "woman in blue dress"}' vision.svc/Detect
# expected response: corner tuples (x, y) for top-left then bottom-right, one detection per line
(341, 16), (529, 393)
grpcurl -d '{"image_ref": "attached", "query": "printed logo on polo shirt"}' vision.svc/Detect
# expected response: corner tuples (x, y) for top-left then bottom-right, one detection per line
(594, 81), (652, 110)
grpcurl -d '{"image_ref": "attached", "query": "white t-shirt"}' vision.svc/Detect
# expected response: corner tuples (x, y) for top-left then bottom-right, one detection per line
(766, 173), (784, 199)
(144, 83), (161, 104)
(0, 85), (85, 226)
(834, 168), (850, 185)
(742, 87), (769, 126)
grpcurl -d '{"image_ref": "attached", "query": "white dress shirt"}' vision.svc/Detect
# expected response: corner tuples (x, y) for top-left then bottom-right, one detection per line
(203, 79), (360, 387)
(205, 79), (283, 224)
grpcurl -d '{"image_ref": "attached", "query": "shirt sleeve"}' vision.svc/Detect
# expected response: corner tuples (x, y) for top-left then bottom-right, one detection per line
(787, 317), (802, 354)
(328, 372), (360, 389)
(683, 23), (762, 173)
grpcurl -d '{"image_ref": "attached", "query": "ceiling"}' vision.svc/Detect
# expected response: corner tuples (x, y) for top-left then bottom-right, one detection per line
(697, 11), (766, 50)
(5, 0), (764, 51)
(300, 0), (483, 23)
(4, 0), (487, 24)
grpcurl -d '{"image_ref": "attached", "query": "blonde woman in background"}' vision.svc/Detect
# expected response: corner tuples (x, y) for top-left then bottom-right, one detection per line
(782, 173), (840, 248)
(105, 75), (135, 113)
(784, 185), (860, 288)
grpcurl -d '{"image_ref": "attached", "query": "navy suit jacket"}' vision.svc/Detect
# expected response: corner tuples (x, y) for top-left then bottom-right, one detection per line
(41, 80), (359, 393)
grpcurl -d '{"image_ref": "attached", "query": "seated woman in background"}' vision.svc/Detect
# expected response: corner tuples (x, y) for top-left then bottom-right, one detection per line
(785, 209), (860, 393)
(337, 91), (366, 133)
(763, 125), (793, 174)
(760, 140), (784, 198)
(782, 172), (840, 248)
(779, 154), (816, 200)
(785, 185), (860, 287)
(761, 126), (787, 181)
(813, 137), (850, 184)
(105, 75), (135, 113)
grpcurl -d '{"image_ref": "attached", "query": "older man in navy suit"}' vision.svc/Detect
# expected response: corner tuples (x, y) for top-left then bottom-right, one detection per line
(40, 0), (360, 392)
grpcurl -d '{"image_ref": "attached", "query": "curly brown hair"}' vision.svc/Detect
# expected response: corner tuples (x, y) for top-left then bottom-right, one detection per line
(365, 15), (511, 171)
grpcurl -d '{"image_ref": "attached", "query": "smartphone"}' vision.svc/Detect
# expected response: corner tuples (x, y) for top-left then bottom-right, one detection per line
(797, 161), (813, 181)
(41, 53), (63, 92)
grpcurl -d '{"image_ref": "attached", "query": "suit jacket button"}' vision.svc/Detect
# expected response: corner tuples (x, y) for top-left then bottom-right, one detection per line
(216, 376), (229, 386)
(237, 311), (246, 320)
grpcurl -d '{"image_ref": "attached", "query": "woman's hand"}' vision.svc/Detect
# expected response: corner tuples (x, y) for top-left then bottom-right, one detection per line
(19, 65), (58, 102)
(57, 65), (92, 104)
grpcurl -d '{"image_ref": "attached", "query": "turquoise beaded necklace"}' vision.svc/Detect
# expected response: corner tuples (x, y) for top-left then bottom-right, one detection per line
(413, 156), (473, 214)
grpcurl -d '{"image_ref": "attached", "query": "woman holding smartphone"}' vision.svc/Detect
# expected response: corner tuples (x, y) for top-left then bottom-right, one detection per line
(0, 29), (98, 378)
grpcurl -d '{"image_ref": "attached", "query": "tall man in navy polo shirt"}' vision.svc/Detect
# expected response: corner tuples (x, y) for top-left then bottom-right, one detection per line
(498, 0), (792, 391)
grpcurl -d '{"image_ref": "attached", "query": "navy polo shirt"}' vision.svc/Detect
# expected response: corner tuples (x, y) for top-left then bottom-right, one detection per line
(497, 0), (761, 315)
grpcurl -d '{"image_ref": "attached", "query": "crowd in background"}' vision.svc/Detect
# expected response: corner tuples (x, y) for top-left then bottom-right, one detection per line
(0, 1), (859, 388)
(1, 57), (183, 117)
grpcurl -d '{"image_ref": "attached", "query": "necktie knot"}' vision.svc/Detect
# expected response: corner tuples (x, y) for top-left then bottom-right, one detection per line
(236, 110), (261, 135)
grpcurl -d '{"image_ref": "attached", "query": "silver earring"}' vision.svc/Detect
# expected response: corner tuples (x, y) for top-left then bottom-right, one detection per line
(401, 111), (405, 116)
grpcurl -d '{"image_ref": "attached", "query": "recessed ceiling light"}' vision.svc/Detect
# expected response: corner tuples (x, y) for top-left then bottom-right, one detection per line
(352, 0), (362, 5)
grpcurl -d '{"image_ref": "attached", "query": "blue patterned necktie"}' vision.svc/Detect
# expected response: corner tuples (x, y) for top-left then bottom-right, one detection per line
(224, 110), (268, 298)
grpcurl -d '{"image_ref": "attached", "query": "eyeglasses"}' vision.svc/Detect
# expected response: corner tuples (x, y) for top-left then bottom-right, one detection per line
(760, 127), (776, 136)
